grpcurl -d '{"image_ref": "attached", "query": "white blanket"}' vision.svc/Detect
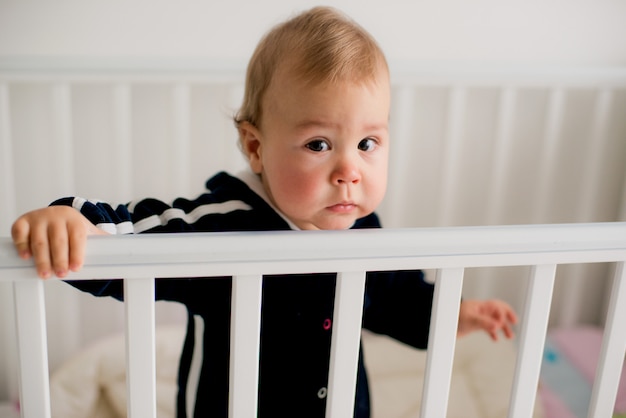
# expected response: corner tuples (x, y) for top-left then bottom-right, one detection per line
(362, 330), (544, 418)
(49, 327), (543, 418)
(50, 326), (183, 418)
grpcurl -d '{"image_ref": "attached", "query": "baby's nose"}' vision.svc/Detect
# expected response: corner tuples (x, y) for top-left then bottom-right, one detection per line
(331, 157), (361, 185)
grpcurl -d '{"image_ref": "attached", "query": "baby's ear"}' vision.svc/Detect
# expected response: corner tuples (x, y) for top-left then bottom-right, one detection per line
(238, 122), (263, 174)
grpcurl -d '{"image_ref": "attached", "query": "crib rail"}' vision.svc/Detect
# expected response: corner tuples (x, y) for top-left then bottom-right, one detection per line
(2, 223), (626, 418)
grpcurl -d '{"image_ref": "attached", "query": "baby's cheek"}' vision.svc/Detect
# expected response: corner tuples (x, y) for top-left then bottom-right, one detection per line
(273, 171), (317, 210)
(366, 172), (387, 207)
(283, 169), (318, 196)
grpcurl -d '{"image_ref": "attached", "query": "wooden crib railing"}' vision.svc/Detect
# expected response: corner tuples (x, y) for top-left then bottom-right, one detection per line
(1, 223), (626, 418)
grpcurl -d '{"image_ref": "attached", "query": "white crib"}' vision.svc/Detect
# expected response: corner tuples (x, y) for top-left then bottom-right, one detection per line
(1, 223), (626, 418)
(1, 61), (626, 417)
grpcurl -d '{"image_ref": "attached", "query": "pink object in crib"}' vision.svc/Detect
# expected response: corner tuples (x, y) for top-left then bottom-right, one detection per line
(538, 386), (577, 418)
(549, 326), (626, 413)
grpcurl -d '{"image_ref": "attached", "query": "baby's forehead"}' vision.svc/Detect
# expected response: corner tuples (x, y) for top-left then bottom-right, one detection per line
(264, 75), (389, 118)
(261, 68), (390, 130)
(271, 60), (389, 95)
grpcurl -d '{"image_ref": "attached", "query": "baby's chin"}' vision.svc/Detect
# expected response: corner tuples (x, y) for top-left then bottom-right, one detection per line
(297, 216), (361, 231)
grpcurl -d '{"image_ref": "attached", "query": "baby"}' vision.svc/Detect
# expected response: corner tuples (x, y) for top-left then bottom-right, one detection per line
(11, 6), (516, 418)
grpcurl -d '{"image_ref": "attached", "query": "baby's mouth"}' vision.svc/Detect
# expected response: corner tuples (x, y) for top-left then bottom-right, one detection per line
(327, 202), (357, 213)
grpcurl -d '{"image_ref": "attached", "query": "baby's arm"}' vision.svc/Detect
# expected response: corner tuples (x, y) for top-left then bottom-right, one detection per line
(11, 206), (108, 279)
(457, 299), (518, 341)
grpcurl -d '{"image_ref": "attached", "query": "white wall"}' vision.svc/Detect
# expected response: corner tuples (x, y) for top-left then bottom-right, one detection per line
(1, 0), (626, 66)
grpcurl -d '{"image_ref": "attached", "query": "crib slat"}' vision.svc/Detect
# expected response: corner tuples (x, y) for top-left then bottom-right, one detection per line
(439, 88), (466, 225)
(229, 274), (263, 418)
(226, 85), (247, 171)
(124, 278), (156, 418)
(588, 261), (626, 418)
(508, 264), (556, 418)
(172, 83), (192, 197)
(326, 271), (367, 418)
(421, 267), (464, 418)
(112, 84), (133, 202)
(0, 83), (17, 233)
(486, 86), (516, 224)
(578, 88), (613, 222)
(51, 83), (75, 194)
(13, 279), (51, 418)
(384, 85), (415, 224)
(533, 89), (564, 222)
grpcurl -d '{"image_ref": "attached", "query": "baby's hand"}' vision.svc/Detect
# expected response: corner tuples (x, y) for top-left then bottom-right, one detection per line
(457, 299), (518, 341)
(11, 206), (107, 279)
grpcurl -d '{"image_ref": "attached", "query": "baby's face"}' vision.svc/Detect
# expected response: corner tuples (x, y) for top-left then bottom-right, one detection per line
(244, 66), (390, 230)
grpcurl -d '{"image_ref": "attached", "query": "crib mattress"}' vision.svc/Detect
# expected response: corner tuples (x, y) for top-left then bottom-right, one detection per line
(47, 326), (544, 418)
(362, 330), (544, 418)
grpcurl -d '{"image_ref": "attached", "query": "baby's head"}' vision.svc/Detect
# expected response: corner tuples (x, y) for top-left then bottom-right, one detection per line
(235, 7), (391, 230)
(235, 6), (388, 129)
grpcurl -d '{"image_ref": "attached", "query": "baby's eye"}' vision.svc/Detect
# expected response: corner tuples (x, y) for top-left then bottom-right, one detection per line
(358, 138), (377, 151)
(306, 139), (330, 152)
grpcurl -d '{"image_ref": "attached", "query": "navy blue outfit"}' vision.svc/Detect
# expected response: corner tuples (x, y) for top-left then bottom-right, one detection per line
(55, 171), (434, 418)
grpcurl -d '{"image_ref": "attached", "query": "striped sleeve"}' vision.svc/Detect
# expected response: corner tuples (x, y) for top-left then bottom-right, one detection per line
(51, 197), (135, 235)
(50, 193), (254, 235)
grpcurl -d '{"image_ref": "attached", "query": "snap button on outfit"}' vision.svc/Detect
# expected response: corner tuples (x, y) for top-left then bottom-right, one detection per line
(323, 318), (331, 330)
(317, 387), (327, 399)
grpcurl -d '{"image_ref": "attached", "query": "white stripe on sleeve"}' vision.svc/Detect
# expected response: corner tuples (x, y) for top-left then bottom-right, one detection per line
(133, 200), (253, 233)
(94, 221), (134, 235)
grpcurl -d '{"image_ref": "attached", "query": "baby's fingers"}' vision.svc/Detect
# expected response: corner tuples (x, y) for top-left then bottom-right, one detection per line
(11, 217), (33, 259)
(29, 223), (54, 279)
(48, 221), (71, 278)
(67, 219), (87, 272)
(501, 323), (515, 339)
(506, 309), (519, 325)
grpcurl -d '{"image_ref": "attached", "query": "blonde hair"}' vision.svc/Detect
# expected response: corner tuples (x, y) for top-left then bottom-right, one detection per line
(234, 6), (388, 130)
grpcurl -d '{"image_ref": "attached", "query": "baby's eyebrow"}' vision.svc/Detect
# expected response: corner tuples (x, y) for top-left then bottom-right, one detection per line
(295, 119), (388, 133)
(295, 119), (338, 130)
